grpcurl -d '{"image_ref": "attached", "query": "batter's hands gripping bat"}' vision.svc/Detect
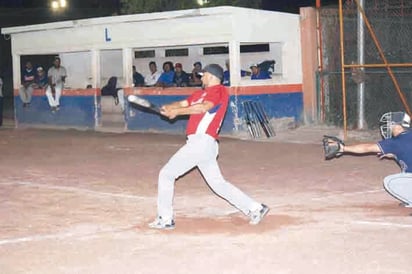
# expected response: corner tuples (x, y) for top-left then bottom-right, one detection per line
(322, 135), (345, 160)
(127, 95), (163, 115)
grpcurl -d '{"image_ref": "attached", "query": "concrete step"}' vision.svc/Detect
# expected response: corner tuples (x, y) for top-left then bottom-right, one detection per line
(96, 123), (125, 133)
(101, 120), (125, 128)
(101, 113), (125, 123)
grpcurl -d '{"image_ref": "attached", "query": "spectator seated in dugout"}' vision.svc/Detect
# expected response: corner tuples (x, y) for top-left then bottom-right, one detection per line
(45, 56), (67, 112)
(35, 66), (48, 89)
(155, 61), (175, 88)
(144, 61), (162, 87)
(132, 65), (144, 87)
(250, 63), (271, 80)
(173, 63), (190, 87)
(19, 61), (36, 108)
(189, 61), (202, 87)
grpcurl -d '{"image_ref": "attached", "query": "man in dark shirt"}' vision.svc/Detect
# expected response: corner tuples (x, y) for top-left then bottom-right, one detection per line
(173, 63), (189, 87)
(133, 66), (144, 87)
(19, 61), (36, 107)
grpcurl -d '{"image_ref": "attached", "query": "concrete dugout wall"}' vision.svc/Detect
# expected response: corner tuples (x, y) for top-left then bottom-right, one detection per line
(2, 6), (306, 133)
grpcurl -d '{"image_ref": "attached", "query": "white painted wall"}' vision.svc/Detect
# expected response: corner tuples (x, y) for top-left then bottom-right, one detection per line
(100, 49), (123, 87)
(60, 51), (92, 89)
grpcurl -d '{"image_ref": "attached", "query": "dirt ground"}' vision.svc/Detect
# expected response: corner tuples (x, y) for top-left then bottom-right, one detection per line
(0, 126), (411, 274)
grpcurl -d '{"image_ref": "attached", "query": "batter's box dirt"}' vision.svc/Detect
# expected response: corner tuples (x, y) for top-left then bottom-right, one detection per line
(135, 214), (302, 234)
(324, 203), (411, 217)
(352, 203), (412, 217)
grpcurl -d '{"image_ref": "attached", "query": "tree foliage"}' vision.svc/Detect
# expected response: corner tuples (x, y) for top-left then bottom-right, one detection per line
(120, 0), (197, 14)
(203, 0), (262, 9)
(120, 0), (262, 14)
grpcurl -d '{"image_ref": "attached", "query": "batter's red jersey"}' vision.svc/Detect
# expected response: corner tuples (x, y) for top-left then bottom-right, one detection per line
(186, 84), (229, 139)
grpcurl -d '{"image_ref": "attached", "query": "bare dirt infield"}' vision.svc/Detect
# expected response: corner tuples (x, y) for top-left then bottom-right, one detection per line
(0, 127), (411, 274)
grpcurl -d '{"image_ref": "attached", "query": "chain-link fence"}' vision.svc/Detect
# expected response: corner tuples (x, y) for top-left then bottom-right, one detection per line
(320, 0), (412, 129)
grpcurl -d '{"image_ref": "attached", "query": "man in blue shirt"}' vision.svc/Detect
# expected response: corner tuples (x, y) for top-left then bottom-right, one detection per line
(250, 64), (271, 80)
(331, 111), (412, 208)
(155, 61), (175, 88)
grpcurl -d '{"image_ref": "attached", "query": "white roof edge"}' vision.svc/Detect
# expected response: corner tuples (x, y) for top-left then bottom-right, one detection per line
(1, 6), (273, 35)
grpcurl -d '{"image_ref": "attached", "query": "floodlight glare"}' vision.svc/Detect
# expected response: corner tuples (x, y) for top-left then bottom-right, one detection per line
(51, 1), (59, 9)
(197, 0), (209, 5)
(59, 0), (67, 8)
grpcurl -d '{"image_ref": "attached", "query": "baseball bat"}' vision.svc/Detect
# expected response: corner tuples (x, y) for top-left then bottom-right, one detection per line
(127, 95), (163, 115)
(244, 101), (261, 138)
(242, 101), (255, 138)
(256, 101), (275, 137)
(252, 101), (275, 138)
(250, 101), (271, 138)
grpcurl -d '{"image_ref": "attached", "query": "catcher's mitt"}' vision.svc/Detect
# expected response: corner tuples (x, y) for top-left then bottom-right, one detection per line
(322, 135), (345, 160)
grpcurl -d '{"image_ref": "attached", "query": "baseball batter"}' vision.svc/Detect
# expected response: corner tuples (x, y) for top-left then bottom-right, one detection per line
(324, 111), (412, 208)
(148, 64), (269, 230)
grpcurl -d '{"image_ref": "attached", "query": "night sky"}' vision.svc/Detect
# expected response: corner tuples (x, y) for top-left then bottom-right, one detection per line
(0, 0), (340, 28)
(0, 0), (339, 12)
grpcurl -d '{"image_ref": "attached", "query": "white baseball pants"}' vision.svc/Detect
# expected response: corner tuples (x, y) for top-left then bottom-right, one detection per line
(157, 133), (262, 221)
(45, 84), (63, 107)
(117, 89), (125, 111)
(383, 173), (412, 207)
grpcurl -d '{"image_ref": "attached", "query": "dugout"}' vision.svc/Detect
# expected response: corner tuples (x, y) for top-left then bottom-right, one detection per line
(1, 6), (303, 134)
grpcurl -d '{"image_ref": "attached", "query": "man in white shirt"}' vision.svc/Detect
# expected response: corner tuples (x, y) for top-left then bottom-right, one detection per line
(144, 61), (161, 87)
(46, 56), (67, 112)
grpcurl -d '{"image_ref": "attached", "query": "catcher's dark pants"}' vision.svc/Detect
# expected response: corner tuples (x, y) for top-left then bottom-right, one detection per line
(383, 173), (412, 207)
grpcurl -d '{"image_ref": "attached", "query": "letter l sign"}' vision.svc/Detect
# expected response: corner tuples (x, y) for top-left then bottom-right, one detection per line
(105, 28), (112, 42)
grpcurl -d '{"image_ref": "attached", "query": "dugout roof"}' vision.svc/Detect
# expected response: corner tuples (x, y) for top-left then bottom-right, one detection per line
(1, 6), (299, 54)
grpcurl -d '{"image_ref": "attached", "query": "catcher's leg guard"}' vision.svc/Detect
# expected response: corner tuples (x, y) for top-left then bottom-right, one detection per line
(383, 173), (412, 207)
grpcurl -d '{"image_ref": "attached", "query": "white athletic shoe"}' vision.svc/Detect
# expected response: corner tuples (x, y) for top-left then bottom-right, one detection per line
(249, 204), (269, 225)
(148, 216), (175, 230)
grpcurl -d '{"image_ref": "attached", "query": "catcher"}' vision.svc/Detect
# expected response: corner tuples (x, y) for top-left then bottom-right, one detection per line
(323, 111), (412, 207)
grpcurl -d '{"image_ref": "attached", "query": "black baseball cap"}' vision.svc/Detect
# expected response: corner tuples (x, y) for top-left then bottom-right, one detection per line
(198, 64), (224, 81)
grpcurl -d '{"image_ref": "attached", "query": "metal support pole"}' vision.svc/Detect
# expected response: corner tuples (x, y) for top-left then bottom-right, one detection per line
(357, 0), (366, 129)
(338, 0), (348, 139)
